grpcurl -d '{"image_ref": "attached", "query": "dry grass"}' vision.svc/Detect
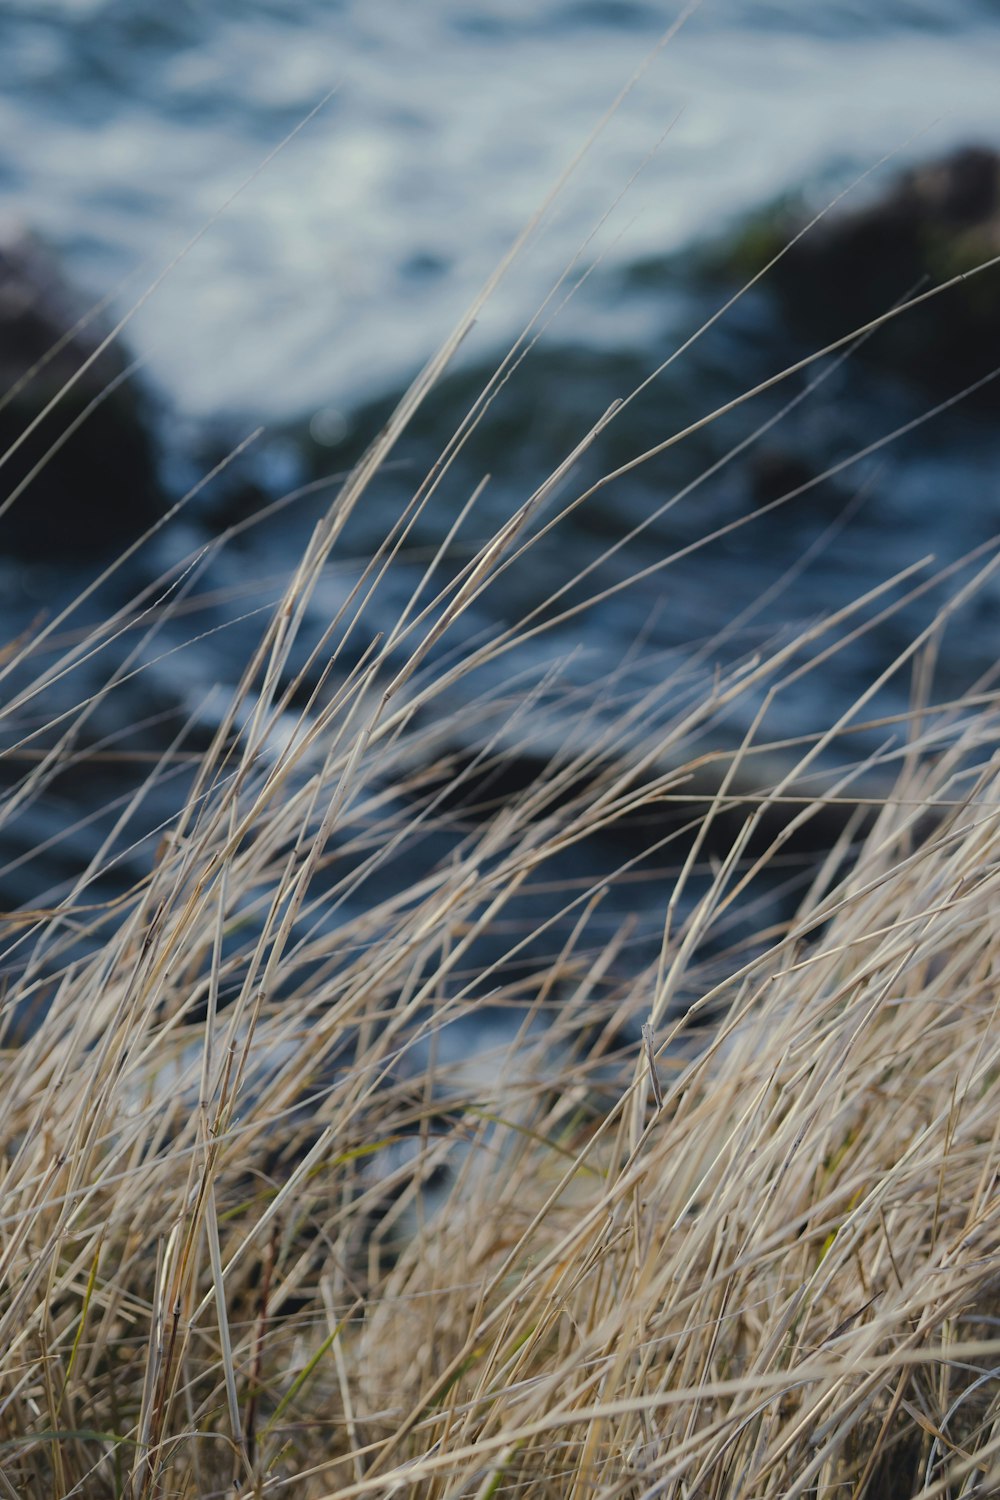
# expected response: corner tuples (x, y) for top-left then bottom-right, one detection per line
(3, 90), (1000, 1500)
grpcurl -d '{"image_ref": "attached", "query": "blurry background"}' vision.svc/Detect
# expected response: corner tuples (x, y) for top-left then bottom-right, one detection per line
(1, 0), (999, 1005)
(1, 1), (997, 417)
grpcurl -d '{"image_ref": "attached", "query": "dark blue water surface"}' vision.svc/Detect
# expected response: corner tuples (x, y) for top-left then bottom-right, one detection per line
(1, 1), (999, 1011)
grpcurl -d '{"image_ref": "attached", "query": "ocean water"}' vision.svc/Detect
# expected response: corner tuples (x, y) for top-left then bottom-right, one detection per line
(1, 1), (998, 418)
(1, 0), (999, 993)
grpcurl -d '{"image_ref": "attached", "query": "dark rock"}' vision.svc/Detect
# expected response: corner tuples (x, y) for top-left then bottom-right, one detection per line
(708, 144), (1000, 405)
(747, 448), (818, 509)
(0, 224), (164, 557)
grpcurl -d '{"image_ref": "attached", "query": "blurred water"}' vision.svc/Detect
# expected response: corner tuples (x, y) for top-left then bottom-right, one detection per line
(0, 1), (998, 418)
(1, 0), (999, 994)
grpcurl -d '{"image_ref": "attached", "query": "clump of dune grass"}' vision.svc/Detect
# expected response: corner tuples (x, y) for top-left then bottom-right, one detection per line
(3, 91), (1000, 1500)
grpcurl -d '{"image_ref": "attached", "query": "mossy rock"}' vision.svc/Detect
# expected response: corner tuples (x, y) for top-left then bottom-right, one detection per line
(703, 144), (1000, 405)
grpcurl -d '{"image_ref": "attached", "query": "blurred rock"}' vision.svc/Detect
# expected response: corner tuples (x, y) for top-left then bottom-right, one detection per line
(0, 224), (164, 557)
(746, 448), (817, 509)
(708, 144), (1000, 404)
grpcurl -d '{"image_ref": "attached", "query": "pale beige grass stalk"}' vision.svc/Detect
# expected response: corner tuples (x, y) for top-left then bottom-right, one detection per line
(4, 80), (1000, 1500)
(3, 457), (1000, 1500)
